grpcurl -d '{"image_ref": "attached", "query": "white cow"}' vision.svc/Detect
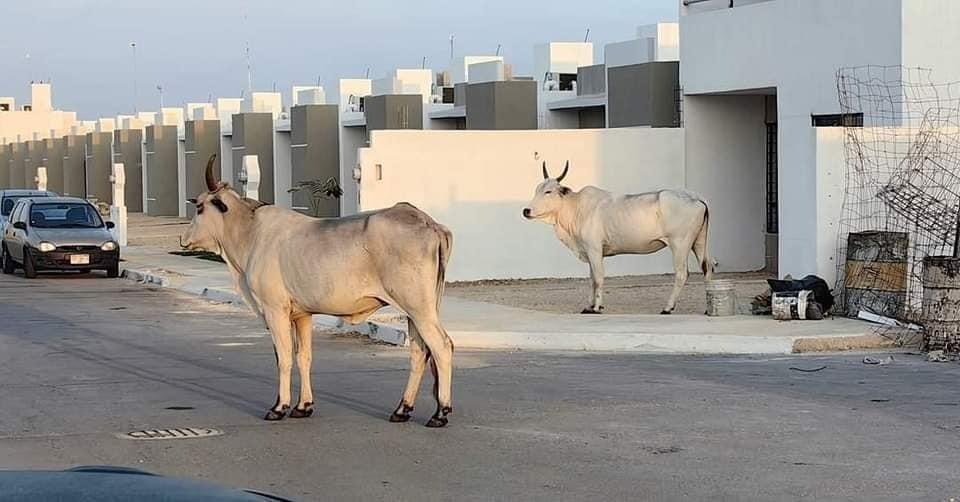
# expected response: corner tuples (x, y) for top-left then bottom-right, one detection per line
(523, 161), (714, 314)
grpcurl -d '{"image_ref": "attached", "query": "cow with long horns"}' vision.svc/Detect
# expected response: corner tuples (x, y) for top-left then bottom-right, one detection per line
(523, 160), (714, 314)
(181, 155), (456, 427)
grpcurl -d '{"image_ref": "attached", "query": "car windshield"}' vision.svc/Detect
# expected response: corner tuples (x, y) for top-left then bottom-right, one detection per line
(30, 203), (104, 229)
(2, 196), (35, 216)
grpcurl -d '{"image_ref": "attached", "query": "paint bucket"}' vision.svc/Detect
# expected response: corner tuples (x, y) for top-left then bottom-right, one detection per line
(705, 279), (737, 317)
(844, 231), (909, 318)
(771, 290), (821, 321)
(922, 256), (960, 352)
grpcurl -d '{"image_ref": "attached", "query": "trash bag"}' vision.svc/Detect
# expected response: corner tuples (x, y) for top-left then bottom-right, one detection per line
(767, 275), (834, 314)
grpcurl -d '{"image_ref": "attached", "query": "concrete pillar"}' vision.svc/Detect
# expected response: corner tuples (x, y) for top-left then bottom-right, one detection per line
(24, 139), (45, 189)
(231, 113), (274, 203)
(42, 137), (65, 194)
(144, 125), (180, 216)
(113, 129), (143, 212)
(85, 131), (113, 203)
(290, 104), (340, 217)
(273, 128), (292, 207)
(239, 155), (261, 200)
(109, 163), (127, 246)
(9, 142), (25, 189)
(184, 120), (221, 216)
(62, 135), (86, 198)
(0, 144), (10, 188)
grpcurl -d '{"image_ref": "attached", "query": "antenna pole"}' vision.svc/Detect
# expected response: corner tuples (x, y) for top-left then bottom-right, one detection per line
(496, 44), (502, 57)
(449, 34), (455, 62)
(130, 42), (138, 114)
(584, 28), (590, 43)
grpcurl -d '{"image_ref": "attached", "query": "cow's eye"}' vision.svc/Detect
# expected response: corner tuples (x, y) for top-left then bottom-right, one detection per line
(544, 190), (553, 195)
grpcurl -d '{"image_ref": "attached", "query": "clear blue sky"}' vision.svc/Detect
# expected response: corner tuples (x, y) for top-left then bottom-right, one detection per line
(0, 0), (677, 119)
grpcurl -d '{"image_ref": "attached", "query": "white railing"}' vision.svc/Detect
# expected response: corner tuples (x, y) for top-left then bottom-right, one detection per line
(683, 0), (774, 13)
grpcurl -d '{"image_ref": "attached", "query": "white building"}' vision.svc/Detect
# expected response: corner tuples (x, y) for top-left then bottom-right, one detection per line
(680, 0), (960, 283)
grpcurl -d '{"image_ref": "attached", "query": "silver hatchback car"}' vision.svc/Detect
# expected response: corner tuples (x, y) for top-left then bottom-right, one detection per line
(1, 197), (119, 278)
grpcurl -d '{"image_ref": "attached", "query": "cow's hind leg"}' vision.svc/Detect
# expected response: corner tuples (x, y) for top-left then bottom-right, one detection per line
(582, 251), (605, 314)
(662, 241), (693, 314)
(263, 308), (295, 420)
(390, 321), (430, 423)
(407, 314), (454, 428)
(289, 315), (315, 419)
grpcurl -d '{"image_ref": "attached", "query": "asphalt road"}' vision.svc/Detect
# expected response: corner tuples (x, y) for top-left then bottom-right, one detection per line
(0, 271), (959, 501)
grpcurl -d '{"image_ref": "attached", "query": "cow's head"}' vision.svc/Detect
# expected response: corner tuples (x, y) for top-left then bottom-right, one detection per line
(523, 160), (571, 224)
(180, 154), (260, 252)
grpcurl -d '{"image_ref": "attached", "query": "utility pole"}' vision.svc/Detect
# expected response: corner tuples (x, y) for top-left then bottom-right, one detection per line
(130, 42), (138, 114)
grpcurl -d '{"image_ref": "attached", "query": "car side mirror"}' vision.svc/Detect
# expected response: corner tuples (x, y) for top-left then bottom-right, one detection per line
(12, 222), (26, 231)
(106, 221), (115, 229)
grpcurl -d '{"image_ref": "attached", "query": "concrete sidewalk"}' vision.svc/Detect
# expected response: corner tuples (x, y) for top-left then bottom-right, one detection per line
(119, 245), (909, 354)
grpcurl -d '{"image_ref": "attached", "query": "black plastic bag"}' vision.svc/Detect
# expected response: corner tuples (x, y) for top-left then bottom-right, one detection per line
(767, 275), (834, 313)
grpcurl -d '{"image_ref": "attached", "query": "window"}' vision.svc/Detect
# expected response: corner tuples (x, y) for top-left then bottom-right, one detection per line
(812, 113), (863, 127)
(30, 203), (103, 229)
(766, 123), (778, 234)
(11, 202), (26, 223)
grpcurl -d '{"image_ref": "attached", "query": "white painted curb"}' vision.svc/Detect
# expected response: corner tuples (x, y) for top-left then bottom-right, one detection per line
(120, 265), (408, 347)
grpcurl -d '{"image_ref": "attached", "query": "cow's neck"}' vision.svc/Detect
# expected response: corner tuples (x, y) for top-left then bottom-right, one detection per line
(216, 210), (257, 271)
(552, 192), (583, 244)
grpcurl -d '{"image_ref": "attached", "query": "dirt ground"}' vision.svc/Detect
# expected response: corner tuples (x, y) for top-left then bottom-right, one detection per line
(447, 272), (773, 315)
(127, 213), (191, 248)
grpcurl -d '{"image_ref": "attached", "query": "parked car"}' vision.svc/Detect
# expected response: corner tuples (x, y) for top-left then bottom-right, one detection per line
(0, 189), (56, 231)
(1, 197), (119, 278)
(0, 465), (292, 501)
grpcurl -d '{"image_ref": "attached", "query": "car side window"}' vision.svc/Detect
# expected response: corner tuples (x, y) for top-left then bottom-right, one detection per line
(13, 203), (27, 223)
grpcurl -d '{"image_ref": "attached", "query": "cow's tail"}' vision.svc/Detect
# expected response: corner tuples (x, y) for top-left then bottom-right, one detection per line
(696, 201), (714, 280)
(434, 224), (453, 310)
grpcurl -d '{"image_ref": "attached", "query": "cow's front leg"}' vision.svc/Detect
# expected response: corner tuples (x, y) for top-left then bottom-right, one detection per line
(263, 309), (294, 421)
(582, 252), (605, 314)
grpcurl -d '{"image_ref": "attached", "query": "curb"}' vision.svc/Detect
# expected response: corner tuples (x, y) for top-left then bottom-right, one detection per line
(120, 265), (408, 347)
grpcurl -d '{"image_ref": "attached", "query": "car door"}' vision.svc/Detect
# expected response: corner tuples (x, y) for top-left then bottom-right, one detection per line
(6, 202), (27, 262)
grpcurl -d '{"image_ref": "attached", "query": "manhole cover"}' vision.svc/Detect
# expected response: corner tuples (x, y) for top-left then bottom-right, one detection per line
(118, 427), (223, 440)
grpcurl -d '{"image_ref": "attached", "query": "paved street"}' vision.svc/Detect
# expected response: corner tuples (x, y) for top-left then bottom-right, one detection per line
(0, 272), (959, 501)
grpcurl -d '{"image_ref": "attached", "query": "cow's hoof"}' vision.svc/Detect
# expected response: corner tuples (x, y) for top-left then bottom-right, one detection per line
(425, 416), (448, 428)
(581, 307), (604, 315)
(425, 406), (452, 428)
(660, 310), (673, 315)
(264, 405), (289, 421)
(289, 403), (313, 419)
(389, 403), (414, 423)
(389, 411), (412, 423)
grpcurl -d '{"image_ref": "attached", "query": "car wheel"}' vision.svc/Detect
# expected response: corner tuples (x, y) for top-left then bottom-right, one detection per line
(22, 249), (37, 279)
(106, 264), (120, 279)
(1, 247), (14, 275)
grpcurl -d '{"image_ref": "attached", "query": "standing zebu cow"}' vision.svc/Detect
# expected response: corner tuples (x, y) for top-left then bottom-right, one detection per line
(180, 155), (456, 427)
(523, 161), (713, 314)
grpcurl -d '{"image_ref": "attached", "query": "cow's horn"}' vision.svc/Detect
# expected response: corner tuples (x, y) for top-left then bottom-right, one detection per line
(557, 161), (569, 182)
(542, 161), (549, 179)
(205, 154), (219, 191)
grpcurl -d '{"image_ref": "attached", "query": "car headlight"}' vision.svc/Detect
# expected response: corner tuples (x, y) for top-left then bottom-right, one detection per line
(101, 241), (118, 252)
(38, 242), (56, 253)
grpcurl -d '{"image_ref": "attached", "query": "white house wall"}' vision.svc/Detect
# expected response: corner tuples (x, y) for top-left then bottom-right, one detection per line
(683, 95), (767, 273)
(901, 2), (960, 84)
(358, 128), (687, 282)
(814, 127), (845, 286)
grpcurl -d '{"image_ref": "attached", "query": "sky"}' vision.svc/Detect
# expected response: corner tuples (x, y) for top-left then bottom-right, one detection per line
(0, 0), (677, 119)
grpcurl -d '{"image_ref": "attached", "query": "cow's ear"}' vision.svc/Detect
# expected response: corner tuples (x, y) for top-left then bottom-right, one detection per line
(210, 197), (229, 213)
(559, 186), (571, 196)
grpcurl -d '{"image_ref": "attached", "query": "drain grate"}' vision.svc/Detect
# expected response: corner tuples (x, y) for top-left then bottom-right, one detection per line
(118, 427), (223, 440)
